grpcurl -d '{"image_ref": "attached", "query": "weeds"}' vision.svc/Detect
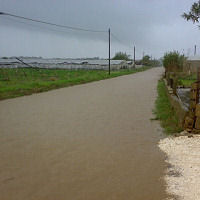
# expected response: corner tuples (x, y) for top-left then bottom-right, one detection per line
(154, 80), (182, 134)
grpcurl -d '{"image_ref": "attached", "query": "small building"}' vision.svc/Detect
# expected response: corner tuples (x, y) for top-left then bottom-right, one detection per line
(183, 56), (200, 74)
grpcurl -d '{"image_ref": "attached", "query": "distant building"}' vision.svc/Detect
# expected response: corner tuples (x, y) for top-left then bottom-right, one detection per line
(0, 58), (135, 70)
(183, 56), (200, 74)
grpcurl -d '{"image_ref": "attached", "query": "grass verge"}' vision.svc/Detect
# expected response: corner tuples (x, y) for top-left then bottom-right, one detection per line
(154, 80), (182, 134)
(0, 66), (151, 100)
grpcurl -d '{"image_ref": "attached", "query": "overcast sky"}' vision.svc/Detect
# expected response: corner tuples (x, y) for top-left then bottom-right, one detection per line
(0, 0), (199, 59)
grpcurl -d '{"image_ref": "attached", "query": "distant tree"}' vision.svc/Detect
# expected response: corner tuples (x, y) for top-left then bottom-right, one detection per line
(142, 55), (151, 66)
(150, 59), (161, 67)
(182, 1), (200, 26)
(112, 52), (130, 61)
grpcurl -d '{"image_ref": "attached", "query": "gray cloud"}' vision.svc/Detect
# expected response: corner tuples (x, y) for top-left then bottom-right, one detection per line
(0, 0), (200, 58)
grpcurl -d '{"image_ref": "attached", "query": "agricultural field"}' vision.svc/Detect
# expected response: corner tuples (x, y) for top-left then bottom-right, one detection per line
(0, 66), (151, 100)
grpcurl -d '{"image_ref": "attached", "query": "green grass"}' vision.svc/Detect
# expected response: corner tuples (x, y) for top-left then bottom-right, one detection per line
(178, 74), (196, 87)
(179, 79), (196, 87)
(0, 66), (151, 100)
(154, 80), (182, 134)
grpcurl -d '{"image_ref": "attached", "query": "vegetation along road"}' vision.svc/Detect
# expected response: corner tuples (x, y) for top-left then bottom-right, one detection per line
(0, 67), (170, 200)
(0, 66), (150, 100)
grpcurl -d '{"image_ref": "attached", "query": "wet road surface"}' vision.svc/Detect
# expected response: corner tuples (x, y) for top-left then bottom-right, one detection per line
(0, 68), (169, 200)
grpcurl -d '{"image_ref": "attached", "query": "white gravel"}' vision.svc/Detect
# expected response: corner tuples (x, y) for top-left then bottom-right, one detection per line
(159, 134), (200, 200)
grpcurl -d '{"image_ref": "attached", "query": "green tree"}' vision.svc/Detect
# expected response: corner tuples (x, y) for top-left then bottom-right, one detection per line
(182, 1), (200, 25)
(112, 52), (130, 61)
(142, 55), (151, 66)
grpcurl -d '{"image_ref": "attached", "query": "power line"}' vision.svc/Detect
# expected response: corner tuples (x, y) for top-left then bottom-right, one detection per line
(1, 16), (109, 46)
(111, 33), (123, 44)
(0, 11), (133, 47)
(0, 11), (136, 70)
(1, 16), (72, 35)
(111, 33), (133, 49)
(0, 11), (107, 33)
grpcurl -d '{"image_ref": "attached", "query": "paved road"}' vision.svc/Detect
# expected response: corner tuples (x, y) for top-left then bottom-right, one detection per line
(0, 68), (169, 200)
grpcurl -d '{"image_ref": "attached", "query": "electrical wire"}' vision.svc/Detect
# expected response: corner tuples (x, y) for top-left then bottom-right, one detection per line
(0, 11), (133, 48)
(0, 11), (107, 33)
(0, 11), (135, 57)
(1, 16), (108, 46)
(1, 16), (72, 35)
(111, 33), (133, 49)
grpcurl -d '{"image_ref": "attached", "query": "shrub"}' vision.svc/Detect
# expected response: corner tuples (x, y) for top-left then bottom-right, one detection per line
(163, 51), (185, 72)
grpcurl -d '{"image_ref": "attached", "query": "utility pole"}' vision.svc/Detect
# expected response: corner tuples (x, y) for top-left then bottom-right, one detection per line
(108, 28), (111, 75)
(134, 45), (136, 68)
(182, 49), (185, 56)
(194, 45), (197, 56)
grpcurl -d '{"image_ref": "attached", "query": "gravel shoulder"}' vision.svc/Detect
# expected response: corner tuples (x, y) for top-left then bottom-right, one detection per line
(159, 134), (200, 200)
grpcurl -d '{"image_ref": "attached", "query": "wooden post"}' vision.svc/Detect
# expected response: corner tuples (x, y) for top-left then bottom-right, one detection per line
(108, 28), (111, 75)
(194, 45), (197, 56)
(193, 67), (200, 133)
(197, 67), (200, 104)
(134, 46), (136, 68)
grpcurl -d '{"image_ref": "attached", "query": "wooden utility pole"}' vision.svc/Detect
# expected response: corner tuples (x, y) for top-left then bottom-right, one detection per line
(108, 28), (111, 75)
(194, 45), (197, 56)
(134, 45), (136, 68)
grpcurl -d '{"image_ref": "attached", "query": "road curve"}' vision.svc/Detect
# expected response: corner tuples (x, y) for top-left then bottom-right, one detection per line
(0, 68), (168, 200)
